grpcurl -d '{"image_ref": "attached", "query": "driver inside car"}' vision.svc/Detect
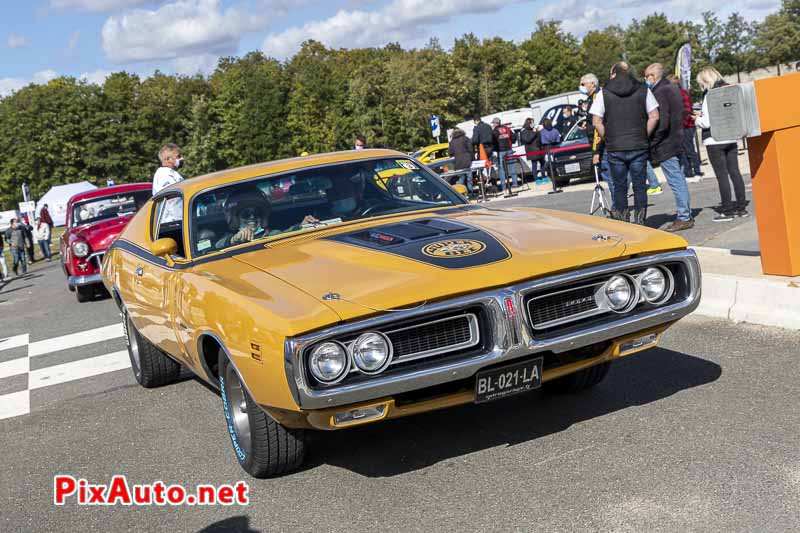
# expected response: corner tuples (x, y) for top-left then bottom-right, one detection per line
(215, 188), (282, 249)
(301, 168), (367, 225)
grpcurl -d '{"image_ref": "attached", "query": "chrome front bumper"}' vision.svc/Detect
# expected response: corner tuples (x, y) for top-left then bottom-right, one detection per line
(68, 273), (103, 288)
(284, 249), (702, 410)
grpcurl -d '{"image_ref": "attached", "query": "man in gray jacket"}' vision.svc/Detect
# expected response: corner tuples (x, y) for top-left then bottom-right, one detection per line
(5, 219), (28, 276)
(645, 63), (693, 232)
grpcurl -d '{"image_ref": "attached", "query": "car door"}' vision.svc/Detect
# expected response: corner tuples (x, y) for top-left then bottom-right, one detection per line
(131, 193), (187, 361)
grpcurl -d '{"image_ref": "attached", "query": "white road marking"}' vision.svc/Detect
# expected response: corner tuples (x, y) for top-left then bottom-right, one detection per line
(0, 390), (30, 420)
(28, 350), (130, 390)
(0, 357), (29, 380)
(29, 324), (124, 357)
(0, 334), (29, 352)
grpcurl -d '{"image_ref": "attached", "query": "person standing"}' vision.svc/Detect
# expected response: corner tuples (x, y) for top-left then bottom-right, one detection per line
(667, 74), (702, 178)
(557, 106), (578, 135)
(0, 232), (8, 281)
(39, 203), (54, 228)
(354, 135), (367, 150)
(491, 118), (519, 197)
(152, 143), (185, 195)
(694, 67), (748, 221)
(590, 62), (660, 224)
(539, 118), (561, 185)
(34, 217), (52, 261)
(5, 219), (28, 276)
(645, 63), (694, 232)
(520, 118), (544, 183)
(581, 73), (613, 195)
(448, 127), (474, 193)
(471, 115), (494, 162)
(21, 220), (35, 263)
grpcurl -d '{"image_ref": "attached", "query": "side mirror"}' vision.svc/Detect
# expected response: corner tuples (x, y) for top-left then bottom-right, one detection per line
(151, 238), (178, 264)
(453, 184), (468, 196)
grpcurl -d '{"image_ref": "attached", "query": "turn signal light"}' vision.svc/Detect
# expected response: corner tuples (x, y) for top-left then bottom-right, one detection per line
(333, 404), (387, 427)
(619, 333), (658, 355)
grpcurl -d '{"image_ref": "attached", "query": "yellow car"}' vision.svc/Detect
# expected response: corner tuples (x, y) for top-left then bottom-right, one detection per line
(102, 149), (701, 478)
(410, 142), (450, 164)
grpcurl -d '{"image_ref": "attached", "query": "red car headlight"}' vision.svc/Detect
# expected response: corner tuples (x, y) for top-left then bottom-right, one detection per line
(71, 241), (90, 258)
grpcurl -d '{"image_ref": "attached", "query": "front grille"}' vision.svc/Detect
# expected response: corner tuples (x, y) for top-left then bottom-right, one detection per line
(387, 314), (475, 362)
(527, 282), (604, 330)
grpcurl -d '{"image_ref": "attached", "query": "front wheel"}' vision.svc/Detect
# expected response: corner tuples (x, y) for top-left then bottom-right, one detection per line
(219, 352), (306, 478)
(543, 361), (612, 394)
(75, 285), (93, 302)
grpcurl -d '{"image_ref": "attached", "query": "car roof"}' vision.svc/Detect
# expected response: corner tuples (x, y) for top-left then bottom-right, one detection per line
(159, 149), (408, 199)
(69, 182), (152, 205)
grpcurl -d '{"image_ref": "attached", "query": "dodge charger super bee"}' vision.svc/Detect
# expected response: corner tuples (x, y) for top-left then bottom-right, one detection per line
(102, 149), (701, 477)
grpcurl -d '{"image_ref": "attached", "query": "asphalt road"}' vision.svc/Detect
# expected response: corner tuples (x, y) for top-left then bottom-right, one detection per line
(2, 242), (800, 532)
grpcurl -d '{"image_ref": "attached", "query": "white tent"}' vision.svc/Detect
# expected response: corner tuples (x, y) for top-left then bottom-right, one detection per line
(36, 181), (97, 227)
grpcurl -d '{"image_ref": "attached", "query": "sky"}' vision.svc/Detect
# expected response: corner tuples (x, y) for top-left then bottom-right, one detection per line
(0, 0), (781, 96)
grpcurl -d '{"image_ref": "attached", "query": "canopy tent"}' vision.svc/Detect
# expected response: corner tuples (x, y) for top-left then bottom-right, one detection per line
(36, 181), (97, 227)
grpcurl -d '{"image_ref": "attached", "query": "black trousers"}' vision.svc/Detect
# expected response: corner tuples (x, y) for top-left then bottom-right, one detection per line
(707, 142), (747, 214)
(680, 128), (702, 176)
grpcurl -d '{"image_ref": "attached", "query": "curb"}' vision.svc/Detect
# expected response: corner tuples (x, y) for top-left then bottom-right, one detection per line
(692, 248), (800, 330)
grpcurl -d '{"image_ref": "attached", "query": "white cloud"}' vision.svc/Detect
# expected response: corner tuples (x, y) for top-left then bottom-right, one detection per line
(7, 33), (29, 49)
(172, 53), (220, 75)
(50, 0), (158, 11)
(80, 69), (114, 84)
(68, 30), (81, 50)
(0, 70), (59, 97)
(101, 0), (267, 63)
(539, 0), (780, 36)
(262, 0), (520, 59)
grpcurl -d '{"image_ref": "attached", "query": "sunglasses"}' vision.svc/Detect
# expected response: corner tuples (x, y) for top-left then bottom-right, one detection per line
(238, 207), (263, 219)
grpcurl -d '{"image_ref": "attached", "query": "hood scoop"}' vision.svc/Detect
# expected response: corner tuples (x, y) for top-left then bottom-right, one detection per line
(346, 218), (472, 248)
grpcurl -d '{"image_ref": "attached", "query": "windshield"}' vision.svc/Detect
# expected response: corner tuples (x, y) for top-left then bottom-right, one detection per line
(191, 157), (464, 256)
(72, 190), (151, 227)
(410, 150), (425, 159)
(564, 118), (589, 142)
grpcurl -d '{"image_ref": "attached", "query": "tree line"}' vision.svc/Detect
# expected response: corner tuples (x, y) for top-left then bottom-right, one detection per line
(1, 2), (798, 208)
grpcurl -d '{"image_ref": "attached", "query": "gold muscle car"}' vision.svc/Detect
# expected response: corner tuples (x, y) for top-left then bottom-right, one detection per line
(102, 149), (701, 478)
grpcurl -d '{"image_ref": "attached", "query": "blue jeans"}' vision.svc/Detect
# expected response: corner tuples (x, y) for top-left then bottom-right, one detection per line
(607, 150), (649, 210)
(38, 240), (52, 259)
(457, 171), (473, 193)
(660, 156), (692, 221)
(646, 162), (660, 189)
(11, 247), (27, 274)
(497, 151), (519, 190)
(601, 153), (614, 195)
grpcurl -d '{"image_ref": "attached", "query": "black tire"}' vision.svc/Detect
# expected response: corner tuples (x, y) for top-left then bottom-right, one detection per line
(543, 361), (612, 394)
(75, 285), (93, 302)
(555, 178), (571, 189)
(219, 352), (306, 478)
(124, 312), (181, 388)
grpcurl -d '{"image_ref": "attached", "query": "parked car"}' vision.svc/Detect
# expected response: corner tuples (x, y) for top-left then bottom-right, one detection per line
(61, 183), (152, 302)
(103, 149), (701, 478)
(410, 143), (450, 164)
(549, 117), (593, 188)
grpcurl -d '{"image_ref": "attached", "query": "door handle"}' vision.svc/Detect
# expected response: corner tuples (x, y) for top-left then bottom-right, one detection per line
(135, 267), (143, 277)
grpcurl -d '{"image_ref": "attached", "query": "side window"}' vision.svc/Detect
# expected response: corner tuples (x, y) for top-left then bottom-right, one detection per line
(565, 120), (589, 142)
(151, 195), (186, 258)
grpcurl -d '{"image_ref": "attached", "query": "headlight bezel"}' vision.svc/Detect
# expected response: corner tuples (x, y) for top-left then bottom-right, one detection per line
(351, 331), (393, 375)
(603, 273), (638, 313)
(71, 241), (90, 258)
(307, 341), (350, 384)
(637, 266), (674, 305)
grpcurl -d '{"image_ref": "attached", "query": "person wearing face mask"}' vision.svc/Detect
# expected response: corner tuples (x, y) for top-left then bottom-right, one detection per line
(580, 73), (613, 195)
(354, 134), (367, 150)
(215, 188), (280, 249)
(152, 143), (185, 195)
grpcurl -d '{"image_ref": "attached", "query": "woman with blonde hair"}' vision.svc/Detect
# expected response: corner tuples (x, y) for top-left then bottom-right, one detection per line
(694, 67), (748, 221)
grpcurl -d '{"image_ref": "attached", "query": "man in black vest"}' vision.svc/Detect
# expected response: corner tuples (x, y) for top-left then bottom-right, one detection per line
(590, 62), (659, 224)
(645, 63), (693, 232)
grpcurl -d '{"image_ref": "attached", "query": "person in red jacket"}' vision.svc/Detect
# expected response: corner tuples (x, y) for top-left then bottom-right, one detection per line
(668, 74), (702, 178)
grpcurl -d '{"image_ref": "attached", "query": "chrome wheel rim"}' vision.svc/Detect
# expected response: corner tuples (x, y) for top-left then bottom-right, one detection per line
(225, 363), (251, 454)
(126, 315), (141, 379)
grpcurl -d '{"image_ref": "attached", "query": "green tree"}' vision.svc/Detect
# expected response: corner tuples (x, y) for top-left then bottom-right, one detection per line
(625, 14), (686, 77)
(580, 27), (625, 84)
(520, 21), (582, 95)
(752, 0), (800, 70)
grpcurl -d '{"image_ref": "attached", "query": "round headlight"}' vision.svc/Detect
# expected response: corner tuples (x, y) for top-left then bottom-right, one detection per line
(72, 241), (89, 258)
(639, 267), (667, 303)
(604, 275), (634, 311)
(308, 342), (349, 383)
(352, 332), (392, 374)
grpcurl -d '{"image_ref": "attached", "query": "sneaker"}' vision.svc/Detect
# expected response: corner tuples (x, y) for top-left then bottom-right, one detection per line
(664, 219), (695, 232)
(735, 209), (749, 218)
(541, 178), (551, 184)
(712, 213), (735, 222)
(647, 186), (663, 195)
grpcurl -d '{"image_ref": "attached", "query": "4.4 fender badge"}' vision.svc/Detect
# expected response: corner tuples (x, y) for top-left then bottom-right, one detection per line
(422, 239), (486, 258)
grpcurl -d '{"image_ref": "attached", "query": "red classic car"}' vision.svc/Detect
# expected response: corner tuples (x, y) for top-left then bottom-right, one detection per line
(60, 183), (152, 302)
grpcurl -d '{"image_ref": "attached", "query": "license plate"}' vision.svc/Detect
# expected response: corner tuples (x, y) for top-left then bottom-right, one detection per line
(564, 162), (581, 174)
(475, 357), (542, 404)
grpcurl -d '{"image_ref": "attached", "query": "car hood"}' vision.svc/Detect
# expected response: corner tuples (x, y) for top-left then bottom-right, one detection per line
(71, 216), (130, 252)
(232, 206), (688, 322)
